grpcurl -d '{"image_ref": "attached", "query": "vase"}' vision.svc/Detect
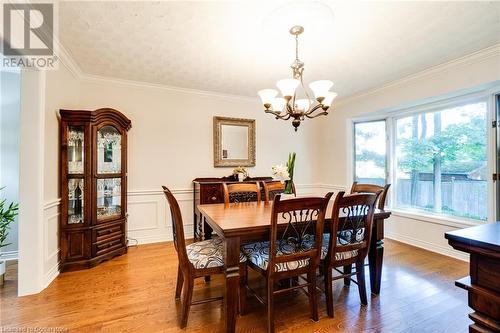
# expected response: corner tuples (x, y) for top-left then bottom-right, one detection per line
(237, 173), (244, 182)
(280, 193), (296, 200)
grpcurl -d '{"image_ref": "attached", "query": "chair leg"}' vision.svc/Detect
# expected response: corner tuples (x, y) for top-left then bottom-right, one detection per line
(343, 264), (352, 286)
(355, 261), (368, 306)
(239, 264), (247, 315)
(307, 270), (319, 322)
(175, 265), (184, 300)
(267, 280), (275, 333)
(324, 267), (334, 318)
(180, 276), (194, 328)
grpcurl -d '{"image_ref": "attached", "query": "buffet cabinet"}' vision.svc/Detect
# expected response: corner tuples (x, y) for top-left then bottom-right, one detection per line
(59, 108), (131, 272)
(192, 177), (272, 240)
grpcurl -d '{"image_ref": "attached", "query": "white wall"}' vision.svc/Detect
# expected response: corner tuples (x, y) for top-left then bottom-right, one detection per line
(0, 71), (21, 258)
(38, 44), (498, 293)
(317, 46), (500, 261)
(73, 78), (320, 244)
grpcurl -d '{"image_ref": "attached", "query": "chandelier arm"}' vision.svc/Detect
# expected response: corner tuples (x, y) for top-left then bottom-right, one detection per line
(265, 110), (290, 120)
(305, 110), (328, 119)
(305, 103), (324, 115)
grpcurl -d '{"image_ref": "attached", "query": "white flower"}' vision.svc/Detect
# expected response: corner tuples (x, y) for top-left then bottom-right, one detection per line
(271, 164), (290, 183)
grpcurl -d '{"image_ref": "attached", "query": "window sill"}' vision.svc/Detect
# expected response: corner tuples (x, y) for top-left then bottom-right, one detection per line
(389, 208), (485, 229)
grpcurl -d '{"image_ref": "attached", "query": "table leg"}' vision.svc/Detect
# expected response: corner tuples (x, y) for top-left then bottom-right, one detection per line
(368, 218), (384, 294)
(223, 237), (240, 333)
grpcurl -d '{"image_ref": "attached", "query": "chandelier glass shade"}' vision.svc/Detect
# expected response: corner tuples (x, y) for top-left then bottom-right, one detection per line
(258, 25), (337, 131)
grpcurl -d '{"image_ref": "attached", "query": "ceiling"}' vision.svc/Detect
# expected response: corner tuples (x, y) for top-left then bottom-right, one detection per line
(59, 1), (500, 98)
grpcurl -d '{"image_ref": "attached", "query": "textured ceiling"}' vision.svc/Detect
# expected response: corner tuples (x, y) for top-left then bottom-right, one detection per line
(59, 1), (500, 98)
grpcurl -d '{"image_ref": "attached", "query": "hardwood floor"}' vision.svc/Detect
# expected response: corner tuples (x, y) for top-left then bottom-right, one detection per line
(0, 240), (470, 332)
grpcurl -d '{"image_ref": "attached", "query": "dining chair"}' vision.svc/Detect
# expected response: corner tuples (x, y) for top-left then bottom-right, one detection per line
(241, 193), (333, 333)
(263, 181), (296, 203)
(346, 182), (390, 284)
(320, 191), (380, 318)
(350, 181), (391, 210)
(223, 182), (261, 204)
(162, 186), (248, 328)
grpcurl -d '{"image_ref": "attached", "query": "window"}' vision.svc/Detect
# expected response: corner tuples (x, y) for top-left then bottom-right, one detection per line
(354, 120), (387, 186)
(353, 97), (493, 223)
(395, 101), (488, 221)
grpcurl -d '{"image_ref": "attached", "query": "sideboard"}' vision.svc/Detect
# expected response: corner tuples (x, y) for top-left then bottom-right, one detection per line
(192, 176), (273, 240)
(445, 223), (500, 333)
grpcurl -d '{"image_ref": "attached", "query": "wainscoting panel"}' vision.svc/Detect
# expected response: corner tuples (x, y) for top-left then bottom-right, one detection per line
(43, 199), (61, 288)
(126, 188), (193, 245)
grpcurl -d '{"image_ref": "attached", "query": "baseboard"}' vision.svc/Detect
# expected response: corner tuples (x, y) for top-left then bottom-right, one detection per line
(0, 250), (19, 261)
(385, 231), (469, 262)
(43, 263), (60, 289)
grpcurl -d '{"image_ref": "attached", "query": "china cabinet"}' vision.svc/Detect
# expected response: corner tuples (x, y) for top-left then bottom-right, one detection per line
(59, 108), (131, 272)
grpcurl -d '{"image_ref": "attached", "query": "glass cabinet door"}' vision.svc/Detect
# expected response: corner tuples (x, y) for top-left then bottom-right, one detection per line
(68, 178), (84, 224)
(97, 126), (121, 174)
(68, 126), (84, 174)
(96, 178), (122, 220)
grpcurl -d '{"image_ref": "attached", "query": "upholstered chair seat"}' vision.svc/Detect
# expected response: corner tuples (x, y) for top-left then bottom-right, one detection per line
(187, 238), (246, 269)
(241, 240), (310, 272)
(302, 234), (359, 261)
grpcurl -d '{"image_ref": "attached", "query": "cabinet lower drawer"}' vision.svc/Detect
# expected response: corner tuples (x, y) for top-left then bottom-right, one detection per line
(93, 223), (124, 243)
(93, 235), (124, 256)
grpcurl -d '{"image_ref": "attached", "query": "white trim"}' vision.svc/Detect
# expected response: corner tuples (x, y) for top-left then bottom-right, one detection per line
(18, 69), (46, 296)
(385, 231), (469, 262)
(391, 209), (482, 229)
(335, 44), (500, 107)
(0, 250), (18, 261)
(53, 35), (499, 107)
(43, 262), (59, 289)
(43, 198), (61, 210)
(79, 73), (259, 103)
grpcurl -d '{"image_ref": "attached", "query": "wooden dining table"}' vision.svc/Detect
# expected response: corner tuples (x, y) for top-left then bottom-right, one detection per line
(197, 200), (391, 333)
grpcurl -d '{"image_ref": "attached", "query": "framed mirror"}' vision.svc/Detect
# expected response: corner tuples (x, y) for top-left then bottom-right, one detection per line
(213, 116), (255, 167)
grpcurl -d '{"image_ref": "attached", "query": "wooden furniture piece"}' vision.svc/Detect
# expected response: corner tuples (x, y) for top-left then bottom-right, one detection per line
(322, 191), (380, 318)
(162, 186), (248, 328)
(241, 194), (333, 333)
(350, 181), (391, 210)
(346, 182), (391, 285)
(59, 108), (131, 272)
(197, 201), (391, 333)
(192, 176), (273, 240)
(262, 181), (296, 203)
(213, 116), (256, 167)
(445, 223), (500, 333)
(223, 182), (261, 204)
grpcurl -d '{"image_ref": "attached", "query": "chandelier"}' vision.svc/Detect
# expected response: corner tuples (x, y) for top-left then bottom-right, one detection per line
(258, 25), (337, 131)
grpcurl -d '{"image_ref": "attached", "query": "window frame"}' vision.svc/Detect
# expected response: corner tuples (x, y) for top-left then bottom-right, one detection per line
(350, 86), (500, 225)
(352, 119), (389, 186)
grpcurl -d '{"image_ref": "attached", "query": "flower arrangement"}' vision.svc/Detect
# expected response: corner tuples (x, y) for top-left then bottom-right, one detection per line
(272, 152), (296, 194)
(285, 152), (296, 194)
(232, 167), (248, 181)
(271, 164), (290, 183)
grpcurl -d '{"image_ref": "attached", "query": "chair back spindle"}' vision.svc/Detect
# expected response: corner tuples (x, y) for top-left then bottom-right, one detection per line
(326, 191), (380, 265)
(223, 182), (261, 204)
(263, 181), (296, 203)
(162, 186), (189, 267)
(350, 181), (391, 210)
(268, 193), (333, 275)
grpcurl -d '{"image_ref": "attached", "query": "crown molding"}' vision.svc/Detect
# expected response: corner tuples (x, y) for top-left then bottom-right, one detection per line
(56, 38), (499, 106)
(333, 43), (500, 108)
(78, 72), (260, 102)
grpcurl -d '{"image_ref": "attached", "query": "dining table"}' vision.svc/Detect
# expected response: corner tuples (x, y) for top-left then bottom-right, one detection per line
(197, 200), (392, 333)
